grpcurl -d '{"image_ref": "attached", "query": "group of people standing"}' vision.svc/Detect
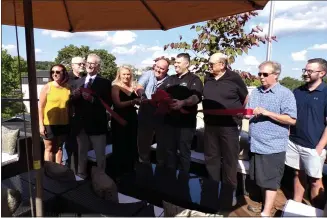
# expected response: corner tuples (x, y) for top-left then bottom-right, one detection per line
(38, 51), (327, 216)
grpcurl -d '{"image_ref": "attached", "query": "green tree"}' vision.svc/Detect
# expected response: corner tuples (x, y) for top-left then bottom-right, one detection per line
(280, 77), (304, 91)
(1, 49), (27, 119)
(55, 45), (118, 81)
(236, 70), (261, 87)
(164, 11), (275, 75)
(35, 61), (55, 70)
(92, 49), (118, 81)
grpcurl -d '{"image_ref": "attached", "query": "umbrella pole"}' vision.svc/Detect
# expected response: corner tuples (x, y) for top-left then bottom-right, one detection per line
(266, 0), (275, 61)
(23, 0), (44, 216)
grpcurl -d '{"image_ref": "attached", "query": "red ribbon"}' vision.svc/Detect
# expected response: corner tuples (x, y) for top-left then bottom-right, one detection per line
(80, 88), (127, 126)
(143, 89), (253, 116)
(198, 108), (253, 116)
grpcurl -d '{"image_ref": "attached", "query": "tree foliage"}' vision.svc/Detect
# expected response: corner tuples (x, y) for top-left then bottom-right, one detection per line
(36, 61), (55, 70)
(164, 11), (276, 74)
(55, 44), (118, 81)
(236, 70), (261, 87)
(1, 49), (27, 119)
(280, 77), (304, 91)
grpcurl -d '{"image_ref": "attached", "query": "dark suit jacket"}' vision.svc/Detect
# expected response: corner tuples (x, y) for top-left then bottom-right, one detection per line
(70, 74), (112, 135)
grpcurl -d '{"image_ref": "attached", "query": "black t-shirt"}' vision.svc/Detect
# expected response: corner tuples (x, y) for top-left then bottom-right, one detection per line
(202, 70), (248, 126)
(159, 72), (203, 128)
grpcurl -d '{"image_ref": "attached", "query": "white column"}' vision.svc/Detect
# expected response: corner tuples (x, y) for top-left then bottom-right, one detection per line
(266, 1), (276, 61)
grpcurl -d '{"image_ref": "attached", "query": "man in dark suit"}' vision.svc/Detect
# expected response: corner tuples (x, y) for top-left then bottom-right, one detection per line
(70, 53), (112, 179)
(63, 56), (86, 173)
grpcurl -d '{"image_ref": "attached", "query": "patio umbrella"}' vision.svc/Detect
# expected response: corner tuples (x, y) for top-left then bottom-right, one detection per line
(2, 0), (269, 31)
(2, 0), (269, 217)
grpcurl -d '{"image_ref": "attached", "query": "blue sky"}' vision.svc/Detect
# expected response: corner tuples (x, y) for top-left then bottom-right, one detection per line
(2, 1), (327, 79)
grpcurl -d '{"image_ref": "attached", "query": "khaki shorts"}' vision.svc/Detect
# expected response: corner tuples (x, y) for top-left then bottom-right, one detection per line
(285, 140), (326, 179)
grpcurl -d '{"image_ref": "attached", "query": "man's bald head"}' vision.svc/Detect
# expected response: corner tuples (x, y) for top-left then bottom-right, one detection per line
(154, 58), (169, 80)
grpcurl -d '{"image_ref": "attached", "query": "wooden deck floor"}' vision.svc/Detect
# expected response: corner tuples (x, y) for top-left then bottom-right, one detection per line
(227, 189), (288, 217)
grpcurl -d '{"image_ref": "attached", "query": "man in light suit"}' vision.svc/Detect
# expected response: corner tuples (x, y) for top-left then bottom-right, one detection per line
(71, 53), (112, 179)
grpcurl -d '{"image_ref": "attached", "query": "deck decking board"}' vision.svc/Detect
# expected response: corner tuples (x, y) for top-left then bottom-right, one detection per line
(227, 189), (287, 217)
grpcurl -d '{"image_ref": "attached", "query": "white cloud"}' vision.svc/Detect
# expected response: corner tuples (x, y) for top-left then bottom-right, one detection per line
(243, 56), (260, 66)
(100, 31), (137, 46)
(112, 31), (137, 45)
(42, 30), (137, 46)
(291, 50), (307, 61)
(258, 1), (313, 17)
(42, 30), (111, 41)
(112, 45), (146, 55)
(147, 46), (162, 52)
(42, 30), (73, 38)
(140, 51), (178, 68)
(292, 68), (301, 71)
(308, 43), (327, 50)
(2, 44), (16, 51)
(151, 50), (177, 59)
(253, 1), (327, 37)
(2, 44), (17, 56)
(141, 58), (155, 66)
(82, 31), (109, 40)
(35, 48), (43, 53)
(111, 44), (164, 55)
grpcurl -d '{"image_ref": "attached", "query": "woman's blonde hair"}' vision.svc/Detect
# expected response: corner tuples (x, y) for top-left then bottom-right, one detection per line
(112, 65), (134, 87)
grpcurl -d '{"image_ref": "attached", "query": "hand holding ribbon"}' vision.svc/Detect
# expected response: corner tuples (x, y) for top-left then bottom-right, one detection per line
(80, 87), (127, 126)
(81, 90), (94, 102)
(144, 89), (254, 116)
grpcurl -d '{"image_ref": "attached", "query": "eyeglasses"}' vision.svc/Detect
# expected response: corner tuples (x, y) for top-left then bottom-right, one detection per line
(258, 72), (274, 77)
(73, 63), (85, 66)
(302, 68), (322, 74)
(51, 70), (62, 74)
(86, 62), (98, 66)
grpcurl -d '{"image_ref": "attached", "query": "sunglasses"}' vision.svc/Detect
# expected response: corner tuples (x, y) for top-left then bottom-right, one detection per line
(51, 70), (63, 74)
(258, 72), (273, 77)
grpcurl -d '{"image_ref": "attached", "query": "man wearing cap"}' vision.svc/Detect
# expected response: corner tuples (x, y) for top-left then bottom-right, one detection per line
(202, 52), (248, 209)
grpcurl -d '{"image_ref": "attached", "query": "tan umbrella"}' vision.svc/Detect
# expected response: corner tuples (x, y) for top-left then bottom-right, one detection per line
(2, 0), (269, 31)
(2, 0), (269, 217)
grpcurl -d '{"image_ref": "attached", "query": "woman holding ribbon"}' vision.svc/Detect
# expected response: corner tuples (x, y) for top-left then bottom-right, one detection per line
(111, 66), (141, 177)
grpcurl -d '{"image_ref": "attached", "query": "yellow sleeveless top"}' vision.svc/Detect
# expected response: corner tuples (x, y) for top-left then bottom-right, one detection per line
(43, 82), (71, 125)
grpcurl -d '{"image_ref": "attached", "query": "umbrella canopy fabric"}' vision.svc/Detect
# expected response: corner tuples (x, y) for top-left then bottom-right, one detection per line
(2, 0), (269, 32)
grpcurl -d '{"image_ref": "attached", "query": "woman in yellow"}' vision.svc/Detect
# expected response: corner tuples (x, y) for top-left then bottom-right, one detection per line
(38, 64), (70, 163)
